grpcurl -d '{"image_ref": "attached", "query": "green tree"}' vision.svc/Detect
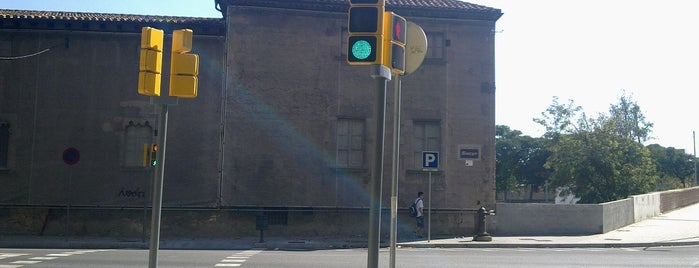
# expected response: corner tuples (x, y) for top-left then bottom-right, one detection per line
(518, 137), (551, 200)
(536, 96), (657, 203)
(608, 92), (653, 143)
(647, 144), (694, 187)
(495, 125), (522, 200)
(496, 125), (551, 201)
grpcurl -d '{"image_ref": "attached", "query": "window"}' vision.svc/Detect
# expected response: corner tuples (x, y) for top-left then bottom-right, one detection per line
(0, 122), (8, 169)
(265, 209), (289, 226)
(336, 118), (365, 168)
(413, 121), (441, 168)
(425, 32), (445, 60)
(123, 121), (153, 168)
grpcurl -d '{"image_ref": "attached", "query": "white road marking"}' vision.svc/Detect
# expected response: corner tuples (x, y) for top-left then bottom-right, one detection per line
(215, 250), (263, 267)
(221, 259), (246, 262)
(11, 260), (41, 264)
(0, 254), (27, 260)
(30, 257), (58, 260)
(47, 253), (71, 257)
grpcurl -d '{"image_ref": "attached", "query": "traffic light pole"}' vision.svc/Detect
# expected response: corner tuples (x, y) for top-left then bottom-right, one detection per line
(148, 97), (175, 268)
(368, 65), (391, 268)
(389, 76), (401, 268)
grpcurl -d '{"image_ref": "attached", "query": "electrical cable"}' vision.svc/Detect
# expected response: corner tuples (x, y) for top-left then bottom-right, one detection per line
(0, 43), (64, 60)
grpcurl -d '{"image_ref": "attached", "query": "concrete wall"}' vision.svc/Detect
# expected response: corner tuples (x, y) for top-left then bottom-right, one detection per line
(601, 198), (634, 233)
(494, 187), (699, 236)
(632, 192), (660, 222)
(494, 203), (602, 235)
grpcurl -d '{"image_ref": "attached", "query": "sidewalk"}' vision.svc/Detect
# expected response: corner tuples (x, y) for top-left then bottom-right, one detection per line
(2, 203), (698, 250)
(399, 202), (699, 248)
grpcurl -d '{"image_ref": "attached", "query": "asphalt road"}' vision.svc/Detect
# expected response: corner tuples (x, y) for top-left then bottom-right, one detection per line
(1, 246), (698, 267)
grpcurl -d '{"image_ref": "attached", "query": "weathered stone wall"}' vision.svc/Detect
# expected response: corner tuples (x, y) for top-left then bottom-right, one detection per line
(0, 207), (478, 239)
(0, 2), (497, 236)
(222, 6), (497, 212)
(0, 29), (225, 207)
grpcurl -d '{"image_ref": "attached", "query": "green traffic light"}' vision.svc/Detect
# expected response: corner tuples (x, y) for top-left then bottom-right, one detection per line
(347, 36), (377, 64)
(351, 40), (372, 60)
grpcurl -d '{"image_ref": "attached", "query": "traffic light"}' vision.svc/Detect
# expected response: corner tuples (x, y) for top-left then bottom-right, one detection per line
(383, 12), (406, 74)
(138, 27), (164, 96)
(169, 29), (199, 98)
(347, 0), (385, 65)
(150, 144), (158, 167)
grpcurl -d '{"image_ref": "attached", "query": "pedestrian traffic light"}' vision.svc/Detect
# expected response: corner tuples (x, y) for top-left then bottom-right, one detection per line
(169, 29), (199, 98)
(150, 144), (158, 167)
(138, 27), (164, 96)
(347, 0), (385, 65)
(383, 12), (406, 75)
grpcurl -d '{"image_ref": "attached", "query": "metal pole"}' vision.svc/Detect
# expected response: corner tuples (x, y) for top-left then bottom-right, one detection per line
(694, 131), (697, 186)
(389, 77), (402, 268)
(66, 168), (72, 236)
(428, 171), (432, 243)
(148, 103), (169, 268)
(368, 65), (390, 268)
(143, 167), (151, 243)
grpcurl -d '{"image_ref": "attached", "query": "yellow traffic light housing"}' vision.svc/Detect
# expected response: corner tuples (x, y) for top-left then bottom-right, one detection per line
(383, 12), (406, 75)
(172, 29), (193, 53)
(169, 29), (199, 98)
(138, 27), (164, 96)
(346, 0), (385, 65)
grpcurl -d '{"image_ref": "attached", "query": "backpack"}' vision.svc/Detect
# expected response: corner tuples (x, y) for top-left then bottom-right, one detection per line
(408, 199), (418, 217)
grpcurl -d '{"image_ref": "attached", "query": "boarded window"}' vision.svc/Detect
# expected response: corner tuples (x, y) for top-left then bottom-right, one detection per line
(426, 32), (445, 60)
(123, 121), (153, 168)
(413, 121), (441, 168)
(337, 118), (365, 168)
(0, 122), (8, 169)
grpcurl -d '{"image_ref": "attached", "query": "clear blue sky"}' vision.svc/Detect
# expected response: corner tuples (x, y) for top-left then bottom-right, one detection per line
(3, 0), (698, 153)
(0, 0), (222, 17)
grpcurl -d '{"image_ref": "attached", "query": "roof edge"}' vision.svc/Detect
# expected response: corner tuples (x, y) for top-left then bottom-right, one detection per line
(216, 0), (502, 21)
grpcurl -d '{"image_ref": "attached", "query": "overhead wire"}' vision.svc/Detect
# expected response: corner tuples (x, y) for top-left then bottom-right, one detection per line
(0, 48), (52, 60)
(0, 40), (67, 60)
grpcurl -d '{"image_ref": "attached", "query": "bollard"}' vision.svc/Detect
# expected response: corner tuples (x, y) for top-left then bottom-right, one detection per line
(256, 215), (269, 243)
(473, 206), (494, 242)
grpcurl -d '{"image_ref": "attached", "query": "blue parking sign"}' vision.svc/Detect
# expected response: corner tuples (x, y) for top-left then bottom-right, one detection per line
(422, 151), (439, 170)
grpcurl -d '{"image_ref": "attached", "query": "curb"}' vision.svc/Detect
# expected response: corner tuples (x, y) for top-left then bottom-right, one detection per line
(3, 237), (698, 250)
(397, 240), (699, 249)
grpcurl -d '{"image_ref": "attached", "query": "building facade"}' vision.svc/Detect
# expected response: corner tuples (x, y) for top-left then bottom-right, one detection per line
(0, 0), (501, 239)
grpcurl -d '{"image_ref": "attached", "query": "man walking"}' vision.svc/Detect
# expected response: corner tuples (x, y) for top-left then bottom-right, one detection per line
(414, 192), (425, 237)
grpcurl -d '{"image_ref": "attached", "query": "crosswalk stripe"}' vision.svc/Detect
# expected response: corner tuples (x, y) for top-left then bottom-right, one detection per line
(11, 260), (42, 264)
(0, 254), (27, 260)
(31, 257), (58, 260)
(215, 250), (263, 267)
(221, 259), (246, 262)
(47, 253), (72, 257)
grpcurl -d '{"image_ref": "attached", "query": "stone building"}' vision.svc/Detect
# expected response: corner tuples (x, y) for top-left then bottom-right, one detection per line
(0, 0), (501, 239)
